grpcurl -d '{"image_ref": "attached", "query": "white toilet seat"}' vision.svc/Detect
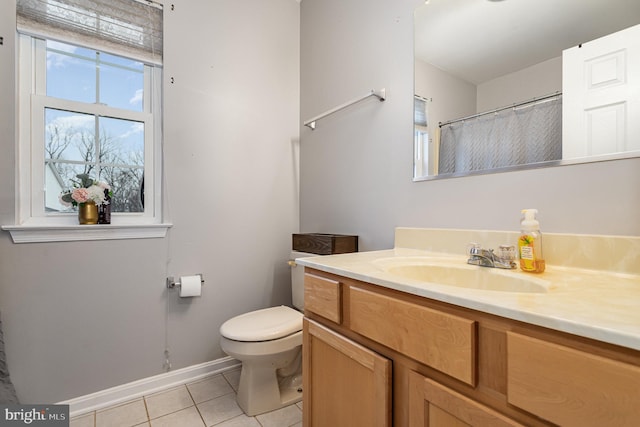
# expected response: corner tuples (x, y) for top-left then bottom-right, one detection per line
(220, 330), (302, 357)
(220, 306), (302, 342)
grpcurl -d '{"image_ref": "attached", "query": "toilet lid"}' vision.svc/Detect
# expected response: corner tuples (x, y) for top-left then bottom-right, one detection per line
(220, 306), (303, 342)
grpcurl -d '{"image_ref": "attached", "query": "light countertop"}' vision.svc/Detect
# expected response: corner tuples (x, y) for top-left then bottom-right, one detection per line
(296, 228), (640, 351)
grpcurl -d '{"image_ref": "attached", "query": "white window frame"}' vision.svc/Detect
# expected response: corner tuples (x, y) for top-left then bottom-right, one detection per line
(3, 35), (170, 243)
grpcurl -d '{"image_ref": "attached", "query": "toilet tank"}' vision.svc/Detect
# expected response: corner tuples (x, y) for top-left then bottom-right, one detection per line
(290, 251), (316, 311)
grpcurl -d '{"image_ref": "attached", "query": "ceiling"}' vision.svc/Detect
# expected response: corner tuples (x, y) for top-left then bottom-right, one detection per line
(414, 0), (640, 84)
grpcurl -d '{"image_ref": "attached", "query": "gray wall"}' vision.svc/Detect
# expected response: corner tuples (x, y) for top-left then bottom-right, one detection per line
(415, 58), (476, 135)
(477, 56), (562, 111)
(299, 0), (640, 251)
(0, 0), (300, 403)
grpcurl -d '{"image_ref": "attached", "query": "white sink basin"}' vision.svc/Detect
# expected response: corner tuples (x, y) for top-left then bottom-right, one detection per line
(374, 258), (551, 293)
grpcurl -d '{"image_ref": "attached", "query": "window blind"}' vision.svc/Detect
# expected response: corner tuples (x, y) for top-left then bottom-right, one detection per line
(17, 0), (163, 65)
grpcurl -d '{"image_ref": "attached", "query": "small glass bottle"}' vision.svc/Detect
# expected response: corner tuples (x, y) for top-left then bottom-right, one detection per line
(98, 189), (111, 224)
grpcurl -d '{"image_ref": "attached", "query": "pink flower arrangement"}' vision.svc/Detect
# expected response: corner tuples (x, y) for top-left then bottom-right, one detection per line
(70, 187), (89, 203)
(60, 174), (112, 207)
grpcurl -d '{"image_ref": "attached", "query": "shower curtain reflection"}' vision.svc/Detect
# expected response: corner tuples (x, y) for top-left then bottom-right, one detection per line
(438, 96), (562, 175)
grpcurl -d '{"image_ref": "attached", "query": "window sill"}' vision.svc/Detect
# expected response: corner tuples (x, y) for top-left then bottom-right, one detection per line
(2, 223), (172, 243)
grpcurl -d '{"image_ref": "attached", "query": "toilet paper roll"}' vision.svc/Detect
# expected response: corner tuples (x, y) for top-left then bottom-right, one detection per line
(179, 275), (202, 297)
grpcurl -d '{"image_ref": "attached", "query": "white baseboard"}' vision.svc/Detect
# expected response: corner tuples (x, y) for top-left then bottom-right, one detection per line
(59, 356), (241, 418)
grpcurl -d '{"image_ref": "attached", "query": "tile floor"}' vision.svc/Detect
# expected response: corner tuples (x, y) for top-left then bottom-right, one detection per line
(69, 368), (303, 427)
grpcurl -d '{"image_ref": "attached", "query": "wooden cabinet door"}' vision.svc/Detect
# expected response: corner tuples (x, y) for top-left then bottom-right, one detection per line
(408, 371), (525, 427)
(303, 318), (391, 427)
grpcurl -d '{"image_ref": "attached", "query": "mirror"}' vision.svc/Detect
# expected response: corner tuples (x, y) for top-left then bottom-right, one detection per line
(414, 0), (640, 180)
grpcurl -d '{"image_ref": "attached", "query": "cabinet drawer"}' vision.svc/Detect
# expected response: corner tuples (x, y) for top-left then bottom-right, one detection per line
(350, 286), (476, 385)
(507, 332), (640, 427)
(304, 273), (342, 323)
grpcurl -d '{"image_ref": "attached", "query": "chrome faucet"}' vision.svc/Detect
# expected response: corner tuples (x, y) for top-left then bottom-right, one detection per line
(467, 243), (517, 269)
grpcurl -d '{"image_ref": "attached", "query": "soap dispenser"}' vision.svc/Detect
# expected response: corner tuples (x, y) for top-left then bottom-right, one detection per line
(518, 209), (545, 273)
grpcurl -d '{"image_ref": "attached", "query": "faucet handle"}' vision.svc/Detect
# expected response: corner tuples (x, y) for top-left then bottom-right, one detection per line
(467, 242), (481, 255)
(497, 245), (516, 261)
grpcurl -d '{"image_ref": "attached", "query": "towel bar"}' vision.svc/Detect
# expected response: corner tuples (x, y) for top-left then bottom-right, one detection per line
(304, 88), (386, 130)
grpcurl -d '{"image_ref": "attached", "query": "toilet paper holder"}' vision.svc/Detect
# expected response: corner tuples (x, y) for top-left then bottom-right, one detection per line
(166, 274), (205, 289)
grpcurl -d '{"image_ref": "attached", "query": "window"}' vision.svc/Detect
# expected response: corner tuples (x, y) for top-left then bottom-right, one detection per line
(42, 39), (147, 214)
(19, 35), (161, 226)
(414, 95), (430, 178)
(4, 0), (169, 242)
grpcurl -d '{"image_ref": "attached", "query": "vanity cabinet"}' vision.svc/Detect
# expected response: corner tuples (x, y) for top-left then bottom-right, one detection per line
(302, 268), (640, 427)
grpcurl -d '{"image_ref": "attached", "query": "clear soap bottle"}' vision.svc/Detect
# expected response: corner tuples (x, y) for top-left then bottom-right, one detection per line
(518, 209), (545, 273)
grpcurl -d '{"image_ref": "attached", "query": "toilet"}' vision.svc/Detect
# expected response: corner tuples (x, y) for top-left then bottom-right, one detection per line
(219, 251), (313, 416)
